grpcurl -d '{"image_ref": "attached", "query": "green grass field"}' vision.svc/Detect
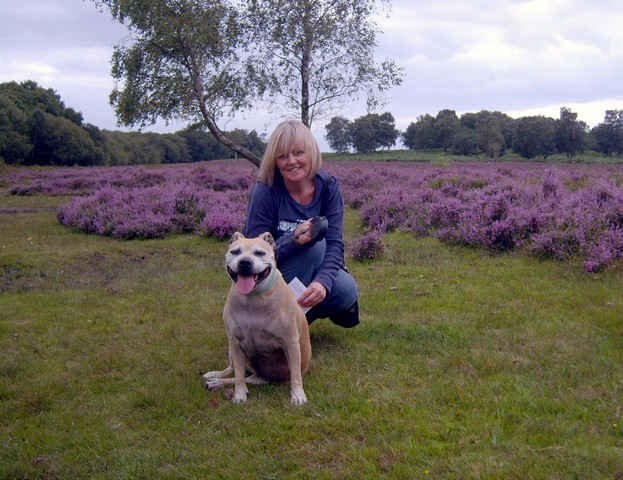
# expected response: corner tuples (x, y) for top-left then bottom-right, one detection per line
(1, 190), (622, 479)
(325, 149), (623, 165)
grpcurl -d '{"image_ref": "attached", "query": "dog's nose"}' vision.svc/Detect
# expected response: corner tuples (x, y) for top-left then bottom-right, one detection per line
(237, 258), (254, 276)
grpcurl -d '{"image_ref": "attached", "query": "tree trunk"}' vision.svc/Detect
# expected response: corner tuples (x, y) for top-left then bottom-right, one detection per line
(300, 2), (313, 127)
(193, 78), (261, 167)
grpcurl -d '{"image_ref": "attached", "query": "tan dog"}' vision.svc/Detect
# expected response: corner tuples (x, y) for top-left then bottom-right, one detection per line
(203, 232), (312, 405)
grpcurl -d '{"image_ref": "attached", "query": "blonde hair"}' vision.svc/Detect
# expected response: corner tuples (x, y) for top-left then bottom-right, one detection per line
(258, 120), (322, 186)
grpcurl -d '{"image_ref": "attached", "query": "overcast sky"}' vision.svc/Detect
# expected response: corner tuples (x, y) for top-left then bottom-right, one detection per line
(2, 0), (623, 150)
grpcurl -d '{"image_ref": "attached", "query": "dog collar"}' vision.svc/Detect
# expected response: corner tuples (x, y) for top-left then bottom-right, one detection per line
(248, 268), (279, 296)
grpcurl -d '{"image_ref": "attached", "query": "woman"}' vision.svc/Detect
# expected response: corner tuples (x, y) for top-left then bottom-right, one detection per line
(244, 120), (359, 328)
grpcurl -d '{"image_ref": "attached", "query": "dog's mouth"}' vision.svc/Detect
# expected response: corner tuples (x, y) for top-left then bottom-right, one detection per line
(228, 265), (272, 294)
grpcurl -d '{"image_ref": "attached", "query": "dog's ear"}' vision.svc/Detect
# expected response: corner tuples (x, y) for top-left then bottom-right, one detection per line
(259, 232), (276, 250)
(230, 231), (245, 244)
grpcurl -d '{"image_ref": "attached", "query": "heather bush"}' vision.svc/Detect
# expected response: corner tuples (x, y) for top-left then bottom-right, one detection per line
(6, 159), (623, 271)
(584, 227), (623, 272)
(331, 161), (623, 272)
(349, 231), (385, 261)
(58, 187), (174, 239)
(197, 191), (246, 240)
(6, 161), (255, 196)
(58, 183), (248, 240)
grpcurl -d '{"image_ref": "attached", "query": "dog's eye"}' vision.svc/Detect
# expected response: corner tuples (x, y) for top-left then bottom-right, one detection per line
(254, 250), (266, 257)
(230, 248), (241, 255)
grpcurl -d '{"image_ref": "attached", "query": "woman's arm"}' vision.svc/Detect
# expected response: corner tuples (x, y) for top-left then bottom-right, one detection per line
(243, 183), (274, 237)
(312, 177), (345, 294)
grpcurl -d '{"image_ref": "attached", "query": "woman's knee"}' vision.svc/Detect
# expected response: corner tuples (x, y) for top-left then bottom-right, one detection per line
(331, 270), (359, 308)
(326, 269), (359, 311)
(306, 269), (359, 324)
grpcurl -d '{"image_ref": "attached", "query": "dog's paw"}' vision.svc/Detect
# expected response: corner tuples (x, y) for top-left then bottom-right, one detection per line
(203, 371), (220, 380)
(232, 388), (247, 404)
(205, 378), (224, 391)
(290, 388), (307, 405)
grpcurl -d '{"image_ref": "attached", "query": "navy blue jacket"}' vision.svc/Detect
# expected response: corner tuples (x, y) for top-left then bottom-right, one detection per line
(243, 170), (345, 294)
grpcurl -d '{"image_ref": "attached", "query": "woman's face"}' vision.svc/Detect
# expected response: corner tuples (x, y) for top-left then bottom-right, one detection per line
(275, 142), (312, 185)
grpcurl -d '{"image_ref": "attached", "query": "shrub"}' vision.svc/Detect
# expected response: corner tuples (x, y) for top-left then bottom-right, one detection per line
(349, 231), (385, 261)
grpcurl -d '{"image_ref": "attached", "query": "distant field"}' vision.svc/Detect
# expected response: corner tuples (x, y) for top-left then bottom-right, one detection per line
(325, 148), (623, 164)
(1, 159), (622, 479)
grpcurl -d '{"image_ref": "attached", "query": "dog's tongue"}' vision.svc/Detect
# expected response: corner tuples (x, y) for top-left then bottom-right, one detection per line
(235, 275), (255, 294)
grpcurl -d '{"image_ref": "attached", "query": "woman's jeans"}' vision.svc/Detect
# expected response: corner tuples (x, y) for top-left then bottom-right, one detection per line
(278, 239), (358, 320)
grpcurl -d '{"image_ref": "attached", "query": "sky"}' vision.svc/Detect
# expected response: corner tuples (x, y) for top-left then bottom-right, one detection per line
(2, 0), (623, 151)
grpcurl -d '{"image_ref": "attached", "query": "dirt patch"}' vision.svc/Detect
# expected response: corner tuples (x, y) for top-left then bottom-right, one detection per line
(1, 262), (49, 293)
(1, 254), (121, 293)
(1, 246), (219, 294)
(0, 207), (58, 214)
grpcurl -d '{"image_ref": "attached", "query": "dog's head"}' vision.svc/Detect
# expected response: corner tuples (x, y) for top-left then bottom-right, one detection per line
(226, 232), (277, 295)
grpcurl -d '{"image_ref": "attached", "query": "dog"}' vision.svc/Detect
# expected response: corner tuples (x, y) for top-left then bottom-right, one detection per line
(203, 232), (312, 405)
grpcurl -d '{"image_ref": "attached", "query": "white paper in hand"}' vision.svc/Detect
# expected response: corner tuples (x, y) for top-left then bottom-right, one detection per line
(288, 276), (310, 313)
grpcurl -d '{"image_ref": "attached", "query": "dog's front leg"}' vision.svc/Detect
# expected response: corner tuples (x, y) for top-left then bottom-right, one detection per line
(229, 339), (248, 404)
(285, 340), (307, 405)
(203, 363), (233, 382)
(204, 362), (233, 390)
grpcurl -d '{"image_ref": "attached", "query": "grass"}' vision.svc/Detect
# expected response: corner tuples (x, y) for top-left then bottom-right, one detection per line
(1, 191), (622, 479)
(325, 148), (623, 165)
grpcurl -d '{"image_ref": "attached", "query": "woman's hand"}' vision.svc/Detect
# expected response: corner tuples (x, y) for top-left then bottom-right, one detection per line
(294, 217), (328, 246)
(298, 281), (327, 309)
(293, 220), (312, 245)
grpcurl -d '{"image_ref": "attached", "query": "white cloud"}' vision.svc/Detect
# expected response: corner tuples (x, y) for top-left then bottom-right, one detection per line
(2, 0), (623, 145)
(0, 60), (57, 79)
(507, 98), (623, 128)
(1, 46), (113, 91)
(3, 2), (67, 20)
(370, 0), (623, 133)
(452, 29), (525, 66)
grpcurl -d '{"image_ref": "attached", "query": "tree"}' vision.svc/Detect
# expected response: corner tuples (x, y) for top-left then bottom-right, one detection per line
(460, 112), (479, 130)
(375, 112), (399, 149)
(0, 93), (32, 164)
(29, 110), (101, 165)
(434, 109), (460, 151)
(350, 112), (397, 153)
(325, 116), (352, 153)
(94, 0), (265, 166)
(450, 127), (479, 155)
(460, 110), (515, 155)
(226, 129), (266, 158)
(556, 107), (587, 159)
(1, 81), (87, 164)
(513, 116), (557, 159)
(248, 0), (402, 127)
(592, 110), (623, 155)
(489, 111), (515, 151)
(94, 0), (402, 166)
(350, 114), (378, 153)
(179, 128), (227, 161)
(402, 114), (436, 150)
(604, 109), (623, 129)
(475, 111), (505, 158)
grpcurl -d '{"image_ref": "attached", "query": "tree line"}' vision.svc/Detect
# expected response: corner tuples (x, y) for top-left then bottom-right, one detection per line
(326, 107), (623, 159)
(4, 80), (623, 166)
(93, 0), (401, 166)
(0, 81), (264, 166)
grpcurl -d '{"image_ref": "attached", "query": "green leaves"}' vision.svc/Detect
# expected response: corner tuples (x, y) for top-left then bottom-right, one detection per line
(93, 0), (402, 163)
(95, 0), (264, 164)
(248, 0), (402, 127)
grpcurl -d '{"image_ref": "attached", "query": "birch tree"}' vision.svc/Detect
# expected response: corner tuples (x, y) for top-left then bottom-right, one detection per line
(94, 0), (402, 165)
